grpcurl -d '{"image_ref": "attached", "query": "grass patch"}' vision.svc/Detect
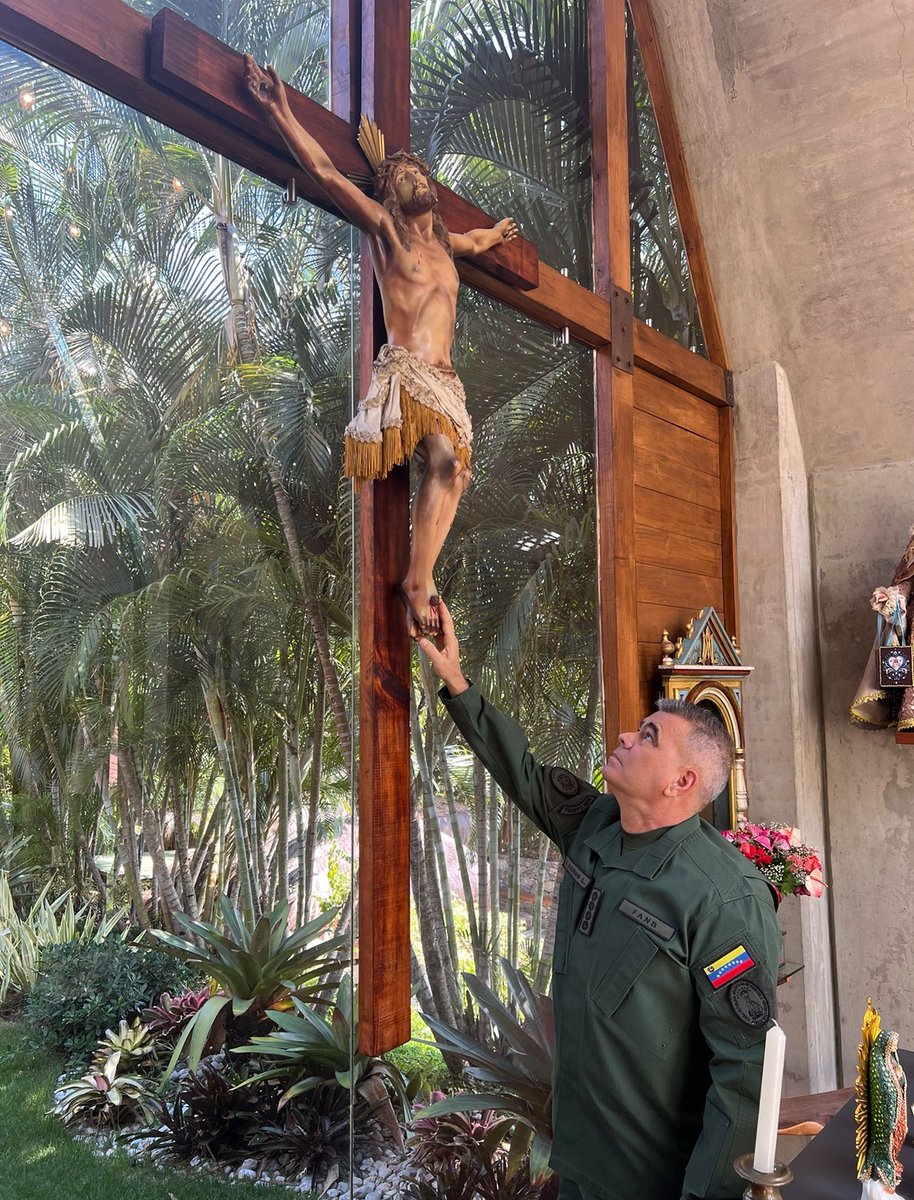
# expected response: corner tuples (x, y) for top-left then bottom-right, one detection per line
(0, 1021), (314, 1200)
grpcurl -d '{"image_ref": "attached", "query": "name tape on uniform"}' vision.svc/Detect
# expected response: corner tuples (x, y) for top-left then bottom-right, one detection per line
(618, 899), (675, 940)
(702, 945), (755, 989)
(563, 856), (593, 890)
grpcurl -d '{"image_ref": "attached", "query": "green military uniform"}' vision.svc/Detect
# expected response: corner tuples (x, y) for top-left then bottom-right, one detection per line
(441, 683), (781, 1200)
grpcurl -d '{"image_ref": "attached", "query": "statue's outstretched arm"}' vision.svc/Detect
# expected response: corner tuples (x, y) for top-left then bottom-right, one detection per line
(243, 55), (390, 243)
(449, 217), (518, 258)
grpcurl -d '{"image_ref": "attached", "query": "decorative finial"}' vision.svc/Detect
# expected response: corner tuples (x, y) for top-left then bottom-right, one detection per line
(661, 630), (675, 665)
(357, 114), (386, 174)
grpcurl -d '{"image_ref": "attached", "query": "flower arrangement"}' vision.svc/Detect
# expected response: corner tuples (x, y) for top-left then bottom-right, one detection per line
(722, 822), (826, 899)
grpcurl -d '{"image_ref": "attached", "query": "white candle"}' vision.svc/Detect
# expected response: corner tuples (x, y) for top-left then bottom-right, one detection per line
(753, 1022), (787, 1173)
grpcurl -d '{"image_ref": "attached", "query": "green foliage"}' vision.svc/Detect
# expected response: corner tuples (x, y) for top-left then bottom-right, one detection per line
(385, 1040), (452, 1099)
(50, 1050), (155, 1128)
(92, 1018), (156, 1073)
(249, 1084), (357, 1179)
(420, 961), (554, 1184)
(149, 897), (347, 1074)
(233, 974), (412, 1143)
(0, 873), (128, 1006)
(408, 1102), (514, 1172)
(141, 1062), (277, 1164)
(25, 936), (198, 1066)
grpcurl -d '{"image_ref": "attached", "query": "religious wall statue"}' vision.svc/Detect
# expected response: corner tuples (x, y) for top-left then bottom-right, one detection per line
(856, 998), (907, 1199)
(243, 58), (518, 638)
(850, 525), (914, 730)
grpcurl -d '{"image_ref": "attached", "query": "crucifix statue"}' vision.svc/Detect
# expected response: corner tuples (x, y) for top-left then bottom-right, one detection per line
(243, 57), (518, 638)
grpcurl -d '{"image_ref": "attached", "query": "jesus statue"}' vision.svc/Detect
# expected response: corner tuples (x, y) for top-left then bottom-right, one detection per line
(243, 57), (518, 637)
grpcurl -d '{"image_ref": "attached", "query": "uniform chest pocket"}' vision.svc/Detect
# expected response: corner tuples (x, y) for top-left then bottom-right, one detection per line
(590, 928), (694, 1060)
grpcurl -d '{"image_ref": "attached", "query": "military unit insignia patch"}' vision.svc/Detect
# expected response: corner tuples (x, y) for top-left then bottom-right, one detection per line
(727, 979), (770, 1027)
(550, 767), (580, 797)
(702, 945), (755, 989)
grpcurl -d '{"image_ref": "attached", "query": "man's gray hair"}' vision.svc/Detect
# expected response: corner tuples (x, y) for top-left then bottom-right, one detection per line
(656, 699), (735, 808)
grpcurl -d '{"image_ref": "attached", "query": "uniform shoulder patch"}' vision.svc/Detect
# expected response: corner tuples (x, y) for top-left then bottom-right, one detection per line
(702, 944), (755, 990)
(550, 767), (580, 798)
(727, 978), (770, 1027)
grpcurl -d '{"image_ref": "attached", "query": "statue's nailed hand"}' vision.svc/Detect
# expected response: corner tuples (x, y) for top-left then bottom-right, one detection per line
(416, 599), (470, 697)
(496, 217), (519, 244)
(243, 55), (291, 121)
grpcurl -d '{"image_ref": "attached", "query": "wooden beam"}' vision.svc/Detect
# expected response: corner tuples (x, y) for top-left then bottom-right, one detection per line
(591, 0), (639, 744)
(718, 403), (740, 640)
(458, 259), (610, 348)
(356, 0), (411, 1057)
(628, 0), (729, 369)
(634, 319), (728, 405)
(0, 0), (303, 191)
(149, 8), (538, 294)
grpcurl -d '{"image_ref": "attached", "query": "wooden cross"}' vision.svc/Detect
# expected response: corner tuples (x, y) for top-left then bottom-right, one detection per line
(3, 0), (698, 1057)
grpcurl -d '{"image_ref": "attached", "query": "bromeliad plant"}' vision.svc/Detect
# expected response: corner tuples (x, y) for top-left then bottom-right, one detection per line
(148, 897), (347, 1076)
(93, 1019), (156, 1073)
(51, 1051), (155, 1128)
(419, 960), (555, 1184)
(142, 986), (211, 1042)
(233, 973), (413, 1146)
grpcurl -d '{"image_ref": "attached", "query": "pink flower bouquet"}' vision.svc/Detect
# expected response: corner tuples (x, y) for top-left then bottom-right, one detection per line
(722, 821), (826, 899)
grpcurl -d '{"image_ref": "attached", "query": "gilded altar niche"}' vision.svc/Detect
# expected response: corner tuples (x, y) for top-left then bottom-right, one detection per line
(657, 606), (752, 830)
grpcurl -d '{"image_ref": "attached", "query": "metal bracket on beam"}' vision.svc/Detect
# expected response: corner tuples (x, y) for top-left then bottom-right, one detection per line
(723, 368), (735, 407)
(610, 285), (633, 374)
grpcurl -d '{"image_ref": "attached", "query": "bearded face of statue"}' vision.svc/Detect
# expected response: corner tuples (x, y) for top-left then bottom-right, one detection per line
(394, 162), (435, 215)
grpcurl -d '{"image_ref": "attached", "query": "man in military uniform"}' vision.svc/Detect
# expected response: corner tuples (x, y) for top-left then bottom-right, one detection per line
(418, 601), (781, 1200)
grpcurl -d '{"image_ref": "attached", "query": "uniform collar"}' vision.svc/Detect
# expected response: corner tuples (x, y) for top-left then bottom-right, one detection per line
(584, 809), (701, 877)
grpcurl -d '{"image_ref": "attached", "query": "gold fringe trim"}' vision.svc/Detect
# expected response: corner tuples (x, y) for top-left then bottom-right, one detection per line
(344, 384), (471, 491)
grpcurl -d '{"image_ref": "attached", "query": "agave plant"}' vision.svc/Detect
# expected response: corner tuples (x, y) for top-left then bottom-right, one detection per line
(93, 1018), (156, 1072)
(233, 973), (412, 1146)
(149, 896), (347, 1075)
(142, 986), (211, 1042)
(419, 960), (554, 1183)
(51, 1051), (154, 1128)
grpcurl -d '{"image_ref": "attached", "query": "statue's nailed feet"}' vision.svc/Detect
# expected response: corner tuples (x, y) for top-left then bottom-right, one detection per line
(397, 580), (441, 639)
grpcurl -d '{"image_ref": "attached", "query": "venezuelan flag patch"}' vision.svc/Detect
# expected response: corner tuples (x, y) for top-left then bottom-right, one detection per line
(703, 945), (755, 989)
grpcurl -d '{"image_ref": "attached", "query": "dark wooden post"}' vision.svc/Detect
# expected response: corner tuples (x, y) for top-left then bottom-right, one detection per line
(356, 0), (413, 1055)
(591, 0), (640, 744)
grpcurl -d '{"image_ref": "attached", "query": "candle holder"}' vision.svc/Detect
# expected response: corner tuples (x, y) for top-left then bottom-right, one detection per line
(734, 1153), (793, 1199)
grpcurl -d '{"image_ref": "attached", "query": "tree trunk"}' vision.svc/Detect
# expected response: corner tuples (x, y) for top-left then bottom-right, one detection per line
(119, 748), (182, 930)
(473, 756), (489, 985)
(171, 773), (199, 923)
(201, 681), (257, 921)
(409, 779), (456, 1029)
(303, 668), (325, 923)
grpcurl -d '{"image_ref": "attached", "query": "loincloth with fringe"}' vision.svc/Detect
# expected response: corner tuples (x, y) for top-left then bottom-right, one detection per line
(343, 344), (472, 490)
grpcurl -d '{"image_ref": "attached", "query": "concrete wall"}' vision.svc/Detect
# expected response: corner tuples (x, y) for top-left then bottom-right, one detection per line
(734, 361), (837, 1094)
(646, 1), (914, 1085)
(812, 462), (914, 1077)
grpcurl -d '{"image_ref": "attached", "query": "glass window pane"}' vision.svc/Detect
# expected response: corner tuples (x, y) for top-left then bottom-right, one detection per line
(408, 290), (602, 1063)
(411, 0), (593, 287)
(627, 6), (707, 355)
(123, 0), (331, 106)
(0, 35), (358, 1188)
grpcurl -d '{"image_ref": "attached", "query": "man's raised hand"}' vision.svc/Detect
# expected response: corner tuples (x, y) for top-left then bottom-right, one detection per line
(416, 599), (470, 697)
